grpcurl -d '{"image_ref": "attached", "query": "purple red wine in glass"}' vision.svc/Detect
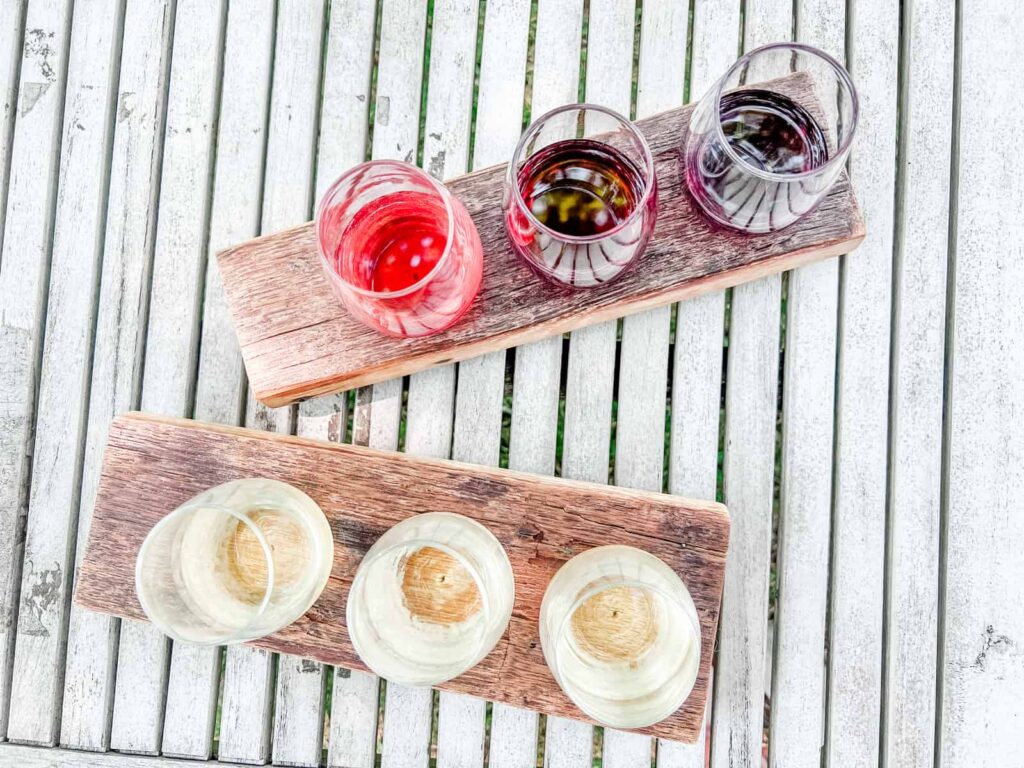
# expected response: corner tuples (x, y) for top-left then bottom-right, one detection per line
(686, 90), (830, 230)
(684, 43), (859, 233)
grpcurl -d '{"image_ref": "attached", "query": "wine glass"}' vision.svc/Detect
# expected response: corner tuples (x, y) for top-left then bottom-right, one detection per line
(683, 42), (859, 233)
(135, 478), (334, 644)
(317, 160), (483, 337)
(503, 104), (658, 288)
(539, 545), (700, 728)
(346, 512), (514, 686)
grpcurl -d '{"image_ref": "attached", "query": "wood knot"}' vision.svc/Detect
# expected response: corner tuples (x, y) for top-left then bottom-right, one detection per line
(516, 523), (544, 542)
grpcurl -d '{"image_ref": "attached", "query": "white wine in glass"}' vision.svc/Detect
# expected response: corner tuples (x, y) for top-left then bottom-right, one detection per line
(135, 478), (334, 644)
(540, 545), (701, 729)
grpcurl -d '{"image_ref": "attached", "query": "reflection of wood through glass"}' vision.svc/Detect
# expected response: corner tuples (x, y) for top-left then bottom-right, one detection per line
(570, 586), (658, 665)
(225, 509), (307, 604)
(401, 546), (482, 625)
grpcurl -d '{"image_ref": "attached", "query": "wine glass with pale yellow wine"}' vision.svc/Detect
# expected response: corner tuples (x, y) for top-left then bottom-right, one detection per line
(135, 478), (334, 644)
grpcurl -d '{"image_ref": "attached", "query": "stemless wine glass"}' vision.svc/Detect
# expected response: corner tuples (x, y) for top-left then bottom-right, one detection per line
(683, 42), (858, 233)
(135, 479), (334, 645)
(539, 545), (701, 729)
(503, 104), (657, 288)
(347, 512), (514, 686)
(316, 160), (483, 337)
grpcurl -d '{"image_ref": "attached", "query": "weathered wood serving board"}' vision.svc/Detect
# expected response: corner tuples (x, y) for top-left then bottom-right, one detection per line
(75, 412), (730, 743)
(218, 75), (865, 407)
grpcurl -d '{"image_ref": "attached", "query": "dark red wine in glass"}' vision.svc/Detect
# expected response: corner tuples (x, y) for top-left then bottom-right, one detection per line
(686, 89), (832, 232)
(503, 128), (655, 288)
(518, 139), (644, 238)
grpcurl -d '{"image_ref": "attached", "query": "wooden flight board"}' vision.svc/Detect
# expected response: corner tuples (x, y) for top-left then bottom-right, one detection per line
(218, 74), (865, 407)
(75, 413), (730, 743)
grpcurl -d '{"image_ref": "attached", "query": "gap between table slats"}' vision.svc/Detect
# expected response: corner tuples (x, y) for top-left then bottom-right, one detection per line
(673, 3), (733, 768)
(710, 2), (793, 767)
(521, 2), (588, 767)
(355, 0), (435, 766)
(434, 0), (531, 766)
(825, 1), (899, 765)
(0, 3), (950, 765)
(585, 1), (658, 767)
(313, 2), (382, 767)
(162, 0), (276, 762)
(763, 4), (844, 768)
(269, 4), (334, 766)
(217, 2), (329, 765)
(629, 4), (707, 768)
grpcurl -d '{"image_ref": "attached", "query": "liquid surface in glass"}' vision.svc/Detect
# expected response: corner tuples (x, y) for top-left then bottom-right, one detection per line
(685, 89), (832, 232)
(178, 505), (325, 628)
(517, 139), (644, 238)
(716, 88), (828, 174)
(220, 509), (308, 604)
(570, 585), (658, 664)
(336, 190), (448, 293)
(400, 546), (482, 624)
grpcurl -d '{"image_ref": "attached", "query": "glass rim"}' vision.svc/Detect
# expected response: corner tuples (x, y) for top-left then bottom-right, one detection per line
(711, 41), (860, 181)
(315, 159), (457, 300)
(506, 102), (656, 244)
(135, 501), (277, 645)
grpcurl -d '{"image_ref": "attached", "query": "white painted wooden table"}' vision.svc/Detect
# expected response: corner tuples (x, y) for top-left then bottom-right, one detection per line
(0, 1), (1021, 766)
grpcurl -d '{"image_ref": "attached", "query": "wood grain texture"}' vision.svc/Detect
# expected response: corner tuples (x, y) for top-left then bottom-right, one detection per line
(940, 0), (1024, 763)
(767, 5), (845, 768)
(430, 0), (523, 763)
(0, 743), (280, 767)
(0, 0), (26, 251)
(579, 2), (648, 766)
(159, 2), (275, 760)
(883, 0), (953, 766)
(262, 4), (331, 766)
(107, 0), (227, 754)
(611, 2), (688, 763)
(372, 0), (463, 764)
(219, 2), (328, 764)
(217, 76), (865, 408)
(709, 6), (788, 768)
(514, 2), (589, 764)
(674, 2), (734, 768)
(313, 3), (380, 767)
(74, 413), (729, 743)
(828, 0), (899, 764)
(58, 0), (175, 749)
(6, 0), (121, 745)
(111, 0), (225, 753)
(0, 0), (74, 742)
